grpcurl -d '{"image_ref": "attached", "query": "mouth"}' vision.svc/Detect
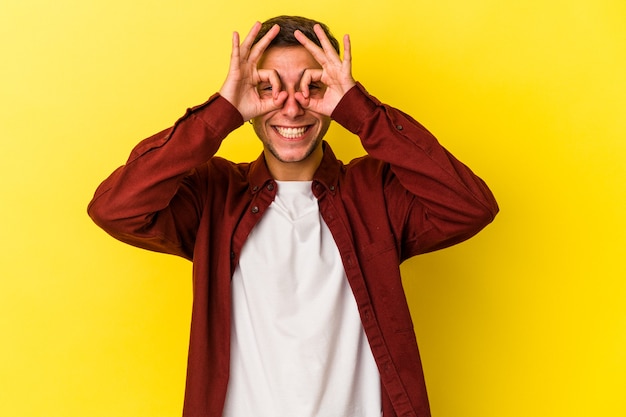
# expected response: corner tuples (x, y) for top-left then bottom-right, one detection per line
(273, 125), (311, 139)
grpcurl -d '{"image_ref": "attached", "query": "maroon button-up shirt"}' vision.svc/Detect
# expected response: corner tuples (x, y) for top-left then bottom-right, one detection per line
(88, 83), (498, 417)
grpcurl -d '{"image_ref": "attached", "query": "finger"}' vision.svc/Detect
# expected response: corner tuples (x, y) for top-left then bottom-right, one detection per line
(256, 68), (283, 101)
(313, 24), (340, 58)
(273, 90), (288, 108)
(342, 34), (352, 65)
(294, 91), (310, 109)
(266, 69), (283, 101)
(299, 69), (323, 99)
(228, 31), (241, 68)
(239, 21), (262, 57)
(299, 70), (312, 99)
(248, 24), (280, 63)
(294, 29), (329, 66)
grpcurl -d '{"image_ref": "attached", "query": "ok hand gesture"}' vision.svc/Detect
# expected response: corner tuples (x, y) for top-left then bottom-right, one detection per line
(294, 24), (356, 116)
(219, 22), (288, 122)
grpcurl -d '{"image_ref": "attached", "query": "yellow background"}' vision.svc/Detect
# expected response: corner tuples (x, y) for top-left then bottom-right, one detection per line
(1, 0), (624, 416)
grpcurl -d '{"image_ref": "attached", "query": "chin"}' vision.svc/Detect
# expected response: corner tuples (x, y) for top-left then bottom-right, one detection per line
(268, 139), (322, 164)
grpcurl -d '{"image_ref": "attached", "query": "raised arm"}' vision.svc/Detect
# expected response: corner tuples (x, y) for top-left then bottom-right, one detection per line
(295, 25), (498, 253)
(88, 22), (286, 257)
(334, 84), (499, 256)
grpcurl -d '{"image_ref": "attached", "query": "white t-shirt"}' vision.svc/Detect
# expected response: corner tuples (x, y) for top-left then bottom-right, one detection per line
(223, 181), (381, 417)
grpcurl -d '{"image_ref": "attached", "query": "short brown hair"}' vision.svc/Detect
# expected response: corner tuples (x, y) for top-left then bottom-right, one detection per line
(253, 15), (340, 54)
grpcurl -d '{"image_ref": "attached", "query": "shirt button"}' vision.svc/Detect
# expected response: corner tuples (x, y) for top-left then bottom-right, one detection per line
(230, 251), (235, 259)
(396, 124), (404, 130)
(267, 183), (275, 191)
(252, 185), (259, 192)
(329, 185), (335, 191)
(251, 206), (259, 214)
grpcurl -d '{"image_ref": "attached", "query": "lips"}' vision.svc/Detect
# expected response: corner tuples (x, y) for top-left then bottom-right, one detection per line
(273, 126), (309, 139)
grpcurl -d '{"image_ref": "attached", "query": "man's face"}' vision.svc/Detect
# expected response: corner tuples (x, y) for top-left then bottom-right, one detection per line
(252, 46), (331, 180)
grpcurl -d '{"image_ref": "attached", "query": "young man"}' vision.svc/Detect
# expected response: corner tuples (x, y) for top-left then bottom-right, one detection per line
(88, 15), (498, 417)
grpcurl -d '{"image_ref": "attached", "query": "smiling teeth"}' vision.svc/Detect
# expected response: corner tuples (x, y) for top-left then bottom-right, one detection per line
(275, 126), (307, 139)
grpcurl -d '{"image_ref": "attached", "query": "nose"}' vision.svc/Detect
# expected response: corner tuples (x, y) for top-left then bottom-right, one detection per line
(280, 90), (305, 118)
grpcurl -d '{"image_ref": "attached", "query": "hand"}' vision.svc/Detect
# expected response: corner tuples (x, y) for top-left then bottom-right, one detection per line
(293, 24), (356, 116)
(219, 22), (288, 122)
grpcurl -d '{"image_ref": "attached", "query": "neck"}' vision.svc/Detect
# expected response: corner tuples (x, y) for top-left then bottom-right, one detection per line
(266, 158), (318, 181)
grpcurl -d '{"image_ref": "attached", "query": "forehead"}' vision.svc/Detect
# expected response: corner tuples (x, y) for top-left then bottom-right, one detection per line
(257, 46), (322, 72)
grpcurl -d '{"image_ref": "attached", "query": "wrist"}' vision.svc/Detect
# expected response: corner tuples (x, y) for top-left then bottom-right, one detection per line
(331, 83), (377, 133)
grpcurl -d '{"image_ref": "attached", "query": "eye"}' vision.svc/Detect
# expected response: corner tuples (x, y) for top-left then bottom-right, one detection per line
(257, 83), (274, 97)
(307, 83), (326, 97)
